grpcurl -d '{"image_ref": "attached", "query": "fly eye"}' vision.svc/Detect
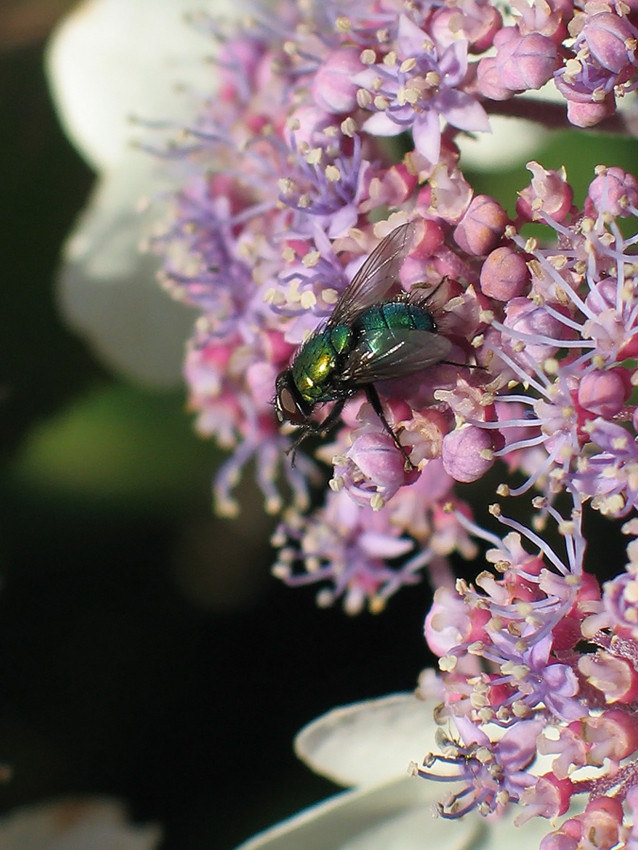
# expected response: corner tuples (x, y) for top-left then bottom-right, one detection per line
(277, 386), (306, 425)
(275, 372), (308, 426)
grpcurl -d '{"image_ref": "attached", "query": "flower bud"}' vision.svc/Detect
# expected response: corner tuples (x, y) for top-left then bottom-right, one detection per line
(312, 48), (364, 113)
(480, 246), (530, 300)
(577, 368), (630, 418)
(454, 195), (508, 255)
(491, 28), (558, 92)
(476, 56), (512, 100)
(504, 297), (568, 361)
(565, 95), (616, 129)
(517, 161), (574, 223)
(441, 424), (494, 482)
(581, 12), (635, 74)
(586, 166), (638, 218)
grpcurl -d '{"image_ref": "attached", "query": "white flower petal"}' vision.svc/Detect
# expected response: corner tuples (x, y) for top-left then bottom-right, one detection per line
(295, 694), (437, 788)
(45, 0), (234, 171)
(235, 775), (484, 850)
(0, 797), (161, 850)
(58, 164), (196, 386)
(456, 116), (546, 170)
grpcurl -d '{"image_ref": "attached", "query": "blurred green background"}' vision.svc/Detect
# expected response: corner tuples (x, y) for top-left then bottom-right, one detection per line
(0, 1), (637, 848)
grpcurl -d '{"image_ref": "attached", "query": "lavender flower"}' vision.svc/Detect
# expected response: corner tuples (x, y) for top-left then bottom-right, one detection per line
(353, 14), (490, 163)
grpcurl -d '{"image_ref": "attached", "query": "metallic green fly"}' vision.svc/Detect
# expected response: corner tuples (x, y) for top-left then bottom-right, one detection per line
(274, 222), (452, 467)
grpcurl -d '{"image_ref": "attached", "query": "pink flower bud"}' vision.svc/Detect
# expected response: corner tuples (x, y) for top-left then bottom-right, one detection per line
(586, 166), (638, 218)
(430, 3), (501, 52)
(565, 95), (616, 128)
(345, 431), (407, 489)
(540, 818), (582, 850)
(312, 48), (364, 113)
(362, 163), (417, 212)
(513, 0), (568, 42)
(476, 56), (513, 100)
(480, 246), (530, 300)
(581, 709), (638, 764)
(577, 368), (630, 418)
(284, 105), (337, 148)
(581, 12), (635, 74)
(523, 774), (575, 820)
(424, 585), (491, 655)
(470, 5), (503, 52)
(504, 297), (569, 360)
(426, 165), (473, 224)
(491, 27), (558, 92)
(441, 424), (494, 482)
(578, 651), (638, 703)
(454, 195), (508, 255)
(412, 219), (446, 257)
(577, 798), (624, 850)
(401, 221), (446, 286)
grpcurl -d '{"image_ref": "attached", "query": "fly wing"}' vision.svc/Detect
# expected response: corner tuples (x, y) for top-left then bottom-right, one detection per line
(329, 222), (415, 326)
(340, 328), (452, 384)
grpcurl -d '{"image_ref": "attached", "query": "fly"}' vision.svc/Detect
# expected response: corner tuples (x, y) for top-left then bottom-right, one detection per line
(274, 222), (452, 468)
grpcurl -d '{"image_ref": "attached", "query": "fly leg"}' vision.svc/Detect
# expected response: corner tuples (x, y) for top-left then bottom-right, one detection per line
(364, 385), (415, 471)
(317, 397), (347, 437)
(286, 399), (346, 465)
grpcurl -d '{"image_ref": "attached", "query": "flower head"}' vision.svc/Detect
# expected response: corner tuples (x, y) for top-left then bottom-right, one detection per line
(46, 2), (638, 847)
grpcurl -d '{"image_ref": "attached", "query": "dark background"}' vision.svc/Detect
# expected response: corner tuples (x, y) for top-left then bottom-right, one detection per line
(0, 2), (636, 848)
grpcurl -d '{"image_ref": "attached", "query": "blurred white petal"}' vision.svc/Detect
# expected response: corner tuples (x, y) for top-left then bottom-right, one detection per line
(0, 797), (161, 850)
(58, 164), (196, 385)
(45, 0), (243, 384)
(235, 772), (556, 850)
(295, 693), (436, 788)
(45, 0), (226, 171)
(236, 775), (483, 850)
(456, 115), (546, 170)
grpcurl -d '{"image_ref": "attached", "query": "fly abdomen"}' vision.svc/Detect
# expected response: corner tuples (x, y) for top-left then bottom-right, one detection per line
(355, 302), (436, 335)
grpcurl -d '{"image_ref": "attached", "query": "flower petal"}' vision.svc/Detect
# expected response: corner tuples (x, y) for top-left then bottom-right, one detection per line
(295, 694), (437, 787)
(441, 90), (491, 134)
(58, 165), (196, 386)
(235, 776), (483, 850)
(456, 117), (545, 170)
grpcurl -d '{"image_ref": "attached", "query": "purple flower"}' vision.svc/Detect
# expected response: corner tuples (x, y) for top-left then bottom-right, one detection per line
(278, 132), (375, 237)
(272, 487), (436, 613)
(414, 716), (545, 817)
(354, 15), (490, 163)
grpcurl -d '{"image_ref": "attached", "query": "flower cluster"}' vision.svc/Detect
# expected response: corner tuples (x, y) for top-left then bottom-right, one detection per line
(136, 0), (638, 845)
(416, 490), (638, 846)
(148, 0), (637, 608)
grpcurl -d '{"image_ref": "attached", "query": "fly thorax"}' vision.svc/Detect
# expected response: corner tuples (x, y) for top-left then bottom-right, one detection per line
(292, 325), (353, 402)
(329, 324), (353, 354)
